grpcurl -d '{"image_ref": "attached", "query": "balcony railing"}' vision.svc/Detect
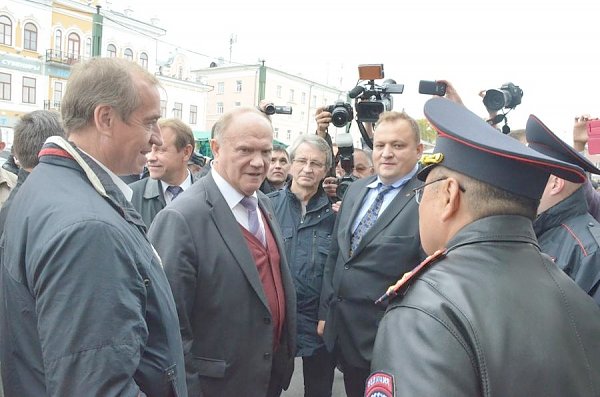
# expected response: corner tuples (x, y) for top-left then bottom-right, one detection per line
(45, 49), (87, 66)
(43, 100), (61, 110)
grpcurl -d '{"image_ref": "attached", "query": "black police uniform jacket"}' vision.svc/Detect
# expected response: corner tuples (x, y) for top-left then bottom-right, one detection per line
(534, 186), (600, 305)
(0, 142), (187, 397)
(371, 215), (600, 397)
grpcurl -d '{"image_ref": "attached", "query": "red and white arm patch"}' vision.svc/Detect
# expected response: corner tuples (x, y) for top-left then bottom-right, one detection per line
(365, 371), (395, 397)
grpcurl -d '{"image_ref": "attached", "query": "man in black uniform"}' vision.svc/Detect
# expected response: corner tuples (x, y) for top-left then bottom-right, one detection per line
(526, 114), (600, 304)
(367, 98), (600, 397)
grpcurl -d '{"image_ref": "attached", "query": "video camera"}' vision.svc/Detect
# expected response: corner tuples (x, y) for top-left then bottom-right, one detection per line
(263, 103), (293, 115)
(335, 133), (358, 200)
(482, 82), (523, 112)
(349, 64), (404, 123)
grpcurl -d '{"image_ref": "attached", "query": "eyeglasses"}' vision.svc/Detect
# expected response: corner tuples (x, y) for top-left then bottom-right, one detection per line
(412, 177), (466, 204)
(292, 158), (325, 170)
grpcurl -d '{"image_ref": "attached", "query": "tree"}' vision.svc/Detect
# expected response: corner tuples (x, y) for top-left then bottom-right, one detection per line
(417, 118), (436, 143)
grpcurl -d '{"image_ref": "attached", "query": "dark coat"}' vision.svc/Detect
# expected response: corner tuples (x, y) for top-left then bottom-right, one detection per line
(129, 173), (197, 228)
(268, 184), (336, 356)
(148, 172), (296, 397)
(0, 142), (187, 397)
(371, 215), (600, 396)
(319, 174), (424, 369)
(534, 186), (600, 304)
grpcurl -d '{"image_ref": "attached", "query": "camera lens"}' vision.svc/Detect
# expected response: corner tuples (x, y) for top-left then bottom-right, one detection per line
(264, 104), (276, 115)
(331, 107), (350, 128)
(482, 89), (508, 112)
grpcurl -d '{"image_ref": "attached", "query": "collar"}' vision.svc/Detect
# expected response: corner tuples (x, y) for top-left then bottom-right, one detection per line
(160, 169), (192, 197)
(79, 148), (133, 201)
(366, 163), (418, 190)
(533, 186), (588, 235)
(211, 168), (258, 210)
(446, 215), (539, 252)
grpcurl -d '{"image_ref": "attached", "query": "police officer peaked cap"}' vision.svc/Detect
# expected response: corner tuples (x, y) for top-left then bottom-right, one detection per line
(418, 98), (585, 200)
(526, 114), (600, 175)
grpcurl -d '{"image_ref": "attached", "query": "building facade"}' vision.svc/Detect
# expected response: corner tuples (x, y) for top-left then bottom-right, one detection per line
(192, 63), (349, 145)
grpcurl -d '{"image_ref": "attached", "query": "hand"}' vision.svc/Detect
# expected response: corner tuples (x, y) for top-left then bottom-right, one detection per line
(322, 176), (338, 199)
(331, 200), (342, 213)
(439, 79), (463, 105)
(315, 107), (332, 137)
(573, 114), (593, 152)
(317, 320), (326, 337)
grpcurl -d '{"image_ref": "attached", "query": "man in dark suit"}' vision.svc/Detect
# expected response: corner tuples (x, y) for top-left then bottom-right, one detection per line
(129, 118), (195, 227)
(148, 107), (296, 397)
(318, 111), (425, 397)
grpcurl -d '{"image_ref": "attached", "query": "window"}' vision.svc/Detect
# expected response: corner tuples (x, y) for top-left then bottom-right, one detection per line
(234, 101), (241, 107)
(106, 44), (116, 58)
(301, 92), (306, 105)
(235, 80), (242, 93)
(160, 100), (167, 118)
(311, 95), (316, 107)
(286, 130), (291, 141)
(0, 73), (10, 100)
(173, 102), (182, 119)
(85, 37), (91, 57)
(289, 89), (294, 102)
(67, 33), (80, 59)
(53, 81), (63, 102)
(140, 52), (148, 69)
(189, 105), (197, 124)
(217, 82), (224, 94)
(24, 23), (37, 51)
(216, 102), (224, 114)
(0, 16), (12, 46)
(22, 77), (36, 104)
(274, 127), (279, 139)
(124, 48), (133, 61)
(276, 85), (282, 98)
(54, 29), (62, 52)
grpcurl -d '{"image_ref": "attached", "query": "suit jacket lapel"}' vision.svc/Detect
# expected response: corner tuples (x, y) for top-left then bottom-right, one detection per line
(339, 176), (376, 259)
(144, 178), (166, 206)
(203, 175), (270, 310)
(352, 175), (420, 256)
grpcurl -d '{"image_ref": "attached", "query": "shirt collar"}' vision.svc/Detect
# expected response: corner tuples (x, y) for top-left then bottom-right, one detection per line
(366, 163), (419, 190)
(160, 169), (192, 196)
(79, 148), (133, 201)
(211, 168), (258, 209)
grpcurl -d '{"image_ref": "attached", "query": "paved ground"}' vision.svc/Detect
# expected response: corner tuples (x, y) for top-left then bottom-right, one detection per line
(282, 357), (346, 397)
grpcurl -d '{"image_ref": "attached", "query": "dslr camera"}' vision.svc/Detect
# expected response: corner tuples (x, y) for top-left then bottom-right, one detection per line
(335, 133), (358, 200)
(324, 101), (354, 128)
(482, 82), (523, 112)
(263, 103), (293, 115)
(349, 64), (404, 123)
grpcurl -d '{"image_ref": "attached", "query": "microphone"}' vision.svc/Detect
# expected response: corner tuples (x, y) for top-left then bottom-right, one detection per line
(348, 85), (364, 99)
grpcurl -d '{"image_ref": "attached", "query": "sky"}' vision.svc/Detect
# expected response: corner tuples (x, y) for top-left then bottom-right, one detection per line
(121, 0), (599, 142)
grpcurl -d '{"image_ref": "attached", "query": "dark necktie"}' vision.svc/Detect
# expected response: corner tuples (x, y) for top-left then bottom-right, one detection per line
(240, 196), (265, 246)
(167, 185), (183, 200)
(351, 184), (395, 255)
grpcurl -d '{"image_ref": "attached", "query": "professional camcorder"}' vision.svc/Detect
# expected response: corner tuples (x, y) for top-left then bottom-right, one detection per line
(482, 82), (523, 112)
(349, 64), (404, 123)
(324, 101), (354, 128)
(335, 133), (358, 200)
(263, 103), (293, 115)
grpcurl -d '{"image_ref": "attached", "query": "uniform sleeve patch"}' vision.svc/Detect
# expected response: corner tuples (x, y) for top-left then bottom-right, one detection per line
(365, 371), (394, 397)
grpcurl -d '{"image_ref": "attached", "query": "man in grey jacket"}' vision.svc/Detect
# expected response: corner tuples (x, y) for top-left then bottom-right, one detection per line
(130, 118), (196, 228)
(0, 58), (187, 397)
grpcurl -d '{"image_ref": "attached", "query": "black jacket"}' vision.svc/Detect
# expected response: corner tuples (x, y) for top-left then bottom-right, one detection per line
(371, 215), (600, 396)
(534, 187), (600, 304)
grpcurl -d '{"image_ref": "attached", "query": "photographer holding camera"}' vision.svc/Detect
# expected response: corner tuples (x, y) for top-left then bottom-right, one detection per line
(318, 110), (425, 397)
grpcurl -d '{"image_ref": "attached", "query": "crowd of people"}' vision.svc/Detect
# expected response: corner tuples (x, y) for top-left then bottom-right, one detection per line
(0, 57), (598, 397)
